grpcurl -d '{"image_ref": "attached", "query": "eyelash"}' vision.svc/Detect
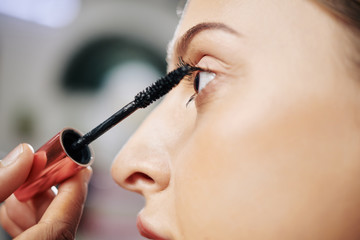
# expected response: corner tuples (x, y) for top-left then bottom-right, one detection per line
(177, 58), (212, 107)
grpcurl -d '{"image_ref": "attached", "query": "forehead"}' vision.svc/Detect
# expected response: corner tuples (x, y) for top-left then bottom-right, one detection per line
(177, 0), (242, 33)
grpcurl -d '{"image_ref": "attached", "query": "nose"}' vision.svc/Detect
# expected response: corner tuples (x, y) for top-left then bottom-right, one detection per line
(111, 133), (170, 195)
(111, 90), (191, 196)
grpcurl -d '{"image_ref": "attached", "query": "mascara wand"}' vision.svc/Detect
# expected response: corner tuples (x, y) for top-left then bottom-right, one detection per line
(13, 63), (198, 202)
(72, 64), (197, 150)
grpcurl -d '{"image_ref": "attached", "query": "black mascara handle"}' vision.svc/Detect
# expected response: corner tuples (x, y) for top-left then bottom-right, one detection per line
(73, 102), (138, 148)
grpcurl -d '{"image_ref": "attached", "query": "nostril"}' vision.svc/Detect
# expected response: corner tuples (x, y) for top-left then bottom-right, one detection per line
(126, 172), (155, 185)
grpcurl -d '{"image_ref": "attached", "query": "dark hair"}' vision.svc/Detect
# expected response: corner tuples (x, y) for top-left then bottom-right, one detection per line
(316, 1), (360, 69)
(316, 1), (360, 32)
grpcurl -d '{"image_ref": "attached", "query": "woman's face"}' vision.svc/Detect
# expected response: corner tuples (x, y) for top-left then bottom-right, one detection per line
(112, 0), (360, 239)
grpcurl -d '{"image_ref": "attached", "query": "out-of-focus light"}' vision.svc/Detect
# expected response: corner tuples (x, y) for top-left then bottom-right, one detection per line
(0, 0), (81, 28)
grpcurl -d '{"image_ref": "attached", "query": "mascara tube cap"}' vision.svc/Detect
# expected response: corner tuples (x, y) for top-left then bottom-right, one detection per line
(14, 128), (94, 202)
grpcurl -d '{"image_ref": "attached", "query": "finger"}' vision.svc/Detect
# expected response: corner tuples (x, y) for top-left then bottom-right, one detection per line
(1, 189), (55, 236)
(17, 167), (92, 239)
(30, 188), (56, 222)
(0, 203), (23, 237)
(41, 167), (92, 224)
(0, 144), (34, 202)
(3, 195), (36, 231)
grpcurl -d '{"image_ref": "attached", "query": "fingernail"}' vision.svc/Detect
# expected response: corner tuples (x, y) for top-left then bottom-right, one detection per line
(83, 167), (93, 183)
(0, 144), (24, 167)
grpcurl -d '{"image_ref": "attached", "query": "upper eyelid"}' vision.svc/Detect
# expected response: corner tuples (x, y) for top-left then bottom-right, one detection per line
(177, 58), (212, 85)
(167, 22), (241, 69)
(174, 22), (241, 61)
(177, 57), (212, 73)
(181, 51), (231, 75)
(176, 57), (207, 76)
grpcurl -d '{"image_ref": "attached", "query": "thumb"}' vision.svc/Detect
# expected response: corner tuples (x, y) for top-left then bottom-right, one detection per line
(0, 144), (34, 202)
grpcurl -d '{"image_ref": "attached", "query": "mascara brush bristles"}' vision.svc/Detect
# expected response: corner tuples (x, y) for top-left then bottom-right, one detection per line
(72, 64), (198, 150)
(134, 64), (198, 108)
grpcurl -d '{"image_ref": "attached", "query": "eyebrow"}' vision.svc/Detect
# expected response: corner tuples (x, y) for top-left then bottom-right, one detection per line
(171, 22), (241, 61)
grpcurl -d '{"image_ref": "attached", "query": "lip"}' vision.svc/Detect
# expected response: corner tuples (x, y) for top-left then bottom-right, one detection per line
(136, 216), (168, 240)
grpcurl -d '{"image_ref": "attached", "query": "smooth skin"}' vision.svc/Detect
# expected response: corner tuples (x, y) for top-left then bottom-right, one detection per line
(1, 0), (359, 239)
(112, 0), (360, 239)
(0, 144), (92, 239)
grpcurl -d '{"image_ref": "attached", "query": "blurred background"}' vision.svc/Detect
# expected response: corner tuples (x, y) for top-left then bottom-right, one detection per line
(0, 0), (183, 239)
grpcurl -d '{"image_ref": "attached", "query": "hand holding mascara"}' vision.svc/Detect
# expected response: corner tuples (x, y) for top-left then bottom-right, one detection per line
(13, 64), (197, 202)
(0, 143), (92, 239)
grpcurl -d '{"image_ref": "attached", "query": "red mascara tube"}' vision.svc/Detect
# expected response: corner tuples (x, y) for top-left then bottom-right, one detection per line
(14, 128), (93, 202)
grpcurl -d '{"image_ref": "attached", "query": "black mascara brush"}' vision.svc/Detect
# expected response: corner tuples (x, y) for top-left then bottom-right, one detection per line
(14, 63), (198, 202)
(72, 63), (197, 150)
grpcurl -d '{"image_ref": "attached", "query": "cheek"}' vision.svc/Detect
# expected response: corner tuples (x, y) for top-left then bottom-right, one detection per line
(173, 84), (360, 238)
(173, 132), (244, 239)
